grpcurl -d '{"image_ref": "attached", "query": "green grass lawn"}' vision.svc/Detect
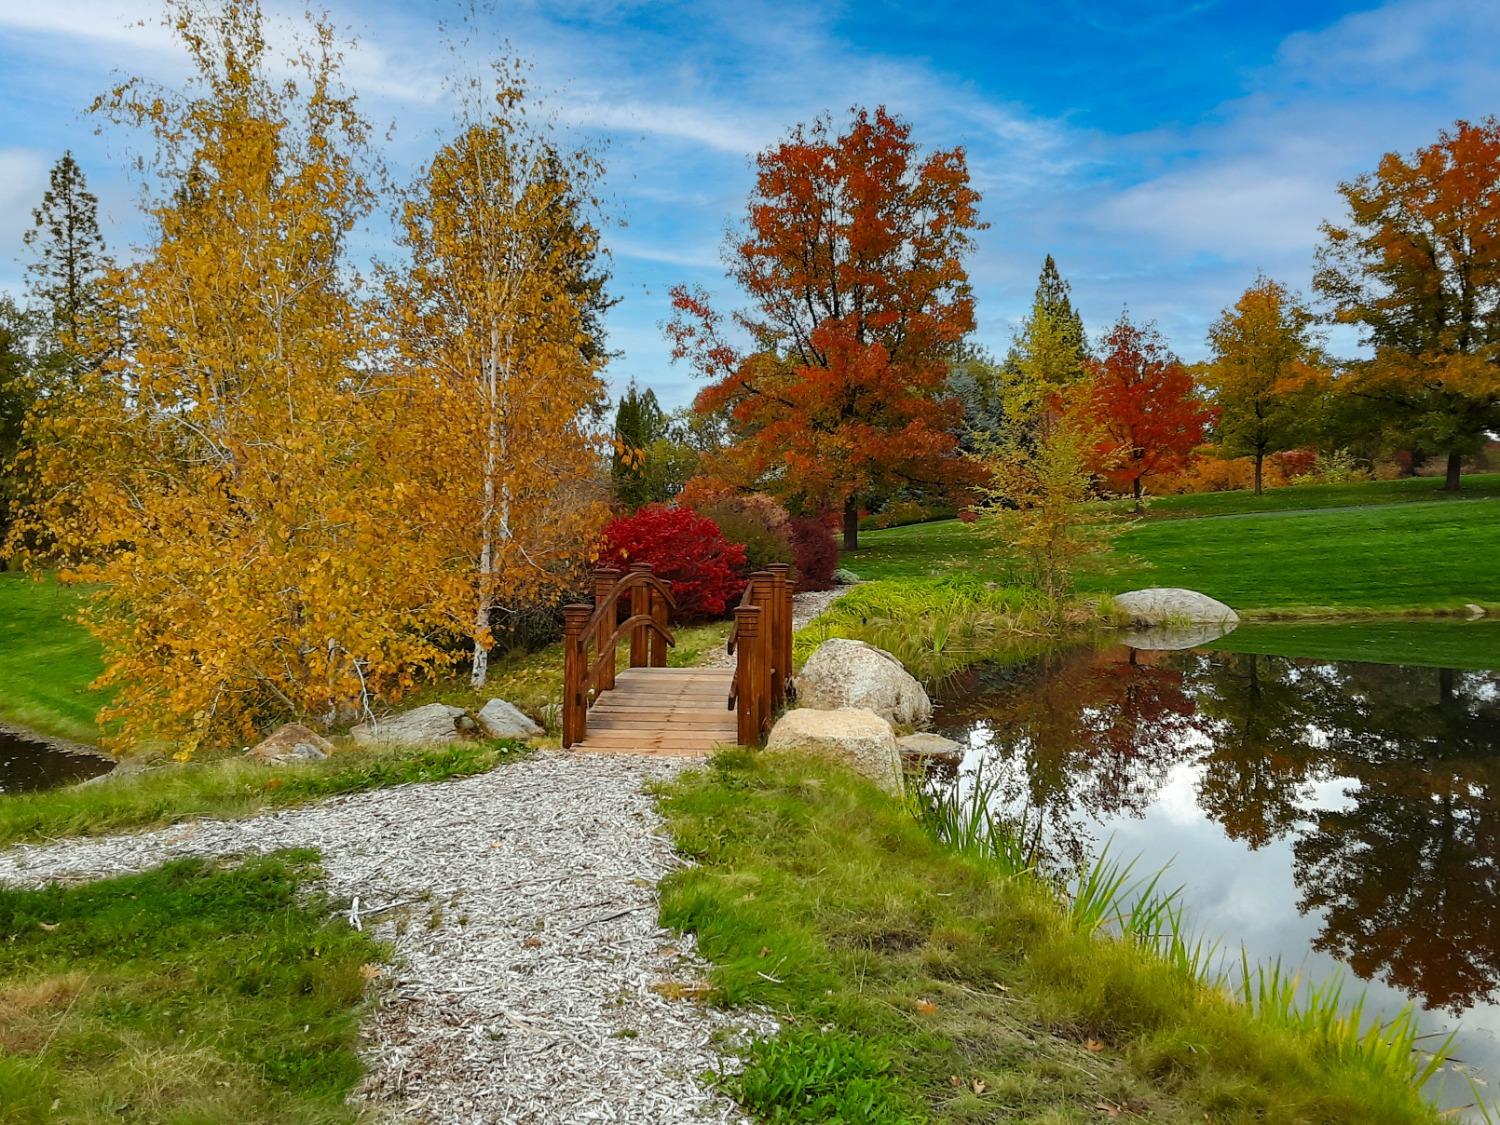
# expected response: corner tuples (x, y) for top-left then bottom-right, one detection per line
(0, 850), (382, 1123)
(0, 573), (107, 743)
(851, 481), (1500, 617)
(1136, 472), (1500, 519)
(659, 751), (1445, 1124)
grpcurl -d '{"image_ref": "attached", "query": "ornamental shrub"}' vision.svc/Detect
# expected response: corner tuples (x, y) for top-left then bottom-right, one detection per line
(787, 516), (838, 592)
(598, 504), (747, 620)
(695, 494), (794, 574)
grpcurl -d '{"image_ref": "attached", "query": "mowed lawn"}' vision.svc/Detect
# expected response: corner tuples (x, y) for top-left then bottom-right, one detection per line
(0, 573), (106, 743)
(853, 481), (1500, 616)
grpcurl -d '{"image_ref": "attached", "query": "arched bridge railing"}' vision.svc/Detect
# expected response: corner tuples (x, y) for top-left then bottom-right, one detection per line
(727, 563), (795, 745)
(560, 561), (795, 749)
(562, 564), (677, 747)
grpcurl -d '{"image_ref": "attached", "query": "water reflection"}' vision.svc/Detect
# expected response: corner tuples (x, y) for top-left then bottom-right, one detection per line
(938, 646), (1500, 1020)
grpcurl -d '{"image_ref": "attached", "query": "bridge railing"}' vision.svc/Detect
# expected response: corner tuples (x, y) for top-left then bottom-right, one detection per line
(561, 564), (676, 747)
(727, 563), (794, 745)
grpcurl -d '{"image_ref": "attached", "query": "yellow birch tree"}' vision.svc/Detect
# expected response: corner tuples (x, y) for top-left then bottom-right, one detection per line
(9, 0), (445, 752)
(387, 66), (611, 687)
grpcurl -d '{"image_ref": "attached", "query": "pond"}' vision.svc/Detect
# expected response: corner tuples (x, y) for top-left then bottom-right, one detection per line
(0, 728), (113, 794)
(932, 637), (1500, 1114)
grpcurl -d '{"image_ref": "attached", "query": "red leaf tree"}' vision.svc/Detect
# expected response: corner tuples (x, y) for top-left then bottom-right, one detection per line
(668, 106), (985, 550)
(1087, 313), (1213, 510)
(598, 504), (747, 620)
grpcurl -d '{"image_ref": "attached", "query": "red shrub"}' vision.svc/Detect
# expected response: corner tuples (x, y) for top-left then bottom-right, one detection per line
(598, 504), (747, 620)
(787, 516), (839, 592)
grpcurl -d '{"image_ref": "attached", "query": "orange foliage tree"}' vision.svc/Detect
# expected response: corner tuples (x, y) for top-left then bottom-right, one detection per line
(1315, 117), (1500, 491)
(7, 1), (443, 752)
(1087, 312), (1212, 510)
(668, 106), (984, 549)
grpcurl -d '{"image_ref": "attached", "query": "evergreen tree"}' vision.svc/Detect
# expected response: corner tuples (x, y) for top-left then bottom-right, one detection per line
(23, 151), (110, 352)
(0, 297), (38, 561)
(1001, 255), (1090, 430)
(611, 380), (669, 509)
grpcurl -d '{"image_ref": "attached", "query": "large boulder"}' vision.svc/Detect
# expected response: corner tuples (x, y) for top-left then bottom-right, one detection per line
(247, 723), (332, 765)
(795, 639), (932, 727)
(351, 703), (469, 747)
(1113, 587), (1239, 627)
(477, 699), (543, 740)
(766, 707), (902, 795)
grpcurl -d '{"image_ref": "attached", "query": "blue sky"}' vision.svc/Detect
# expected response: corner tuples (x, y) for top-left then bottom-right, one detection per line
(2, 0), (1497, 408)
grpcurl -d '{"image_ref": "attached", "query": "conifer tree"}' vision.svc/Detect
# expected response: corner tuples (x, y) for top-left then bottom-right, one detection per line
(1001, 255), (1089, 427)
(23, 151), (110, 355)
(612, 380), (668, 509)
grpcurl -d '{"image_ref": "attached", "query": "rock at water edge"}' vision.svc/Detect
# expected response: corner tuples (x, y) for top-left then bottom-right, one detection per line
(766, 707), (902, 795)
(795, 638), (932, 727)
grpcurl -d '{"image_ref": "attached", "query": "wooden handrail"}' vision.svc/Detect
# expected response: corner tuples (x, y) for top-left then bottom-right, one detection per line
(563, 564), (679, 748)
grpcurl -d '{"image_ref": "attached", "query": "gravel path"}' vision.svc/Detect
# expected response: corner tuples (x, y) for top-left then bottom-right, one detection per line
(0, 751), (771, 1124)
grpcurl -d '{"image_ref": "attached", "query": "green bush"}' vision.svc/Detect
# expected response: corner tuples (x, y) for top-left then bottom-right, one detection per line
(723, 1029), (916, 1124)
(696, 496), (794, 574)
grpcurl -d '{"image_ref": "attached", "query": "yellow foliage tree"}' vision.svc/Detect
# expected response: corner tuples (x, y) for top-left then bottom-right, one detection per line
(8, 0), (446, 753)
(386, 66), (611, 687)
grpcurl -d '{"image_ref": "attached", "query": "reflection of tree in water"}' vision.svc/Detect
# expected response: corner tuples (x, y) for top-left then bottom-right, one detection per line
(943, 649), (1500, 1014)
(943, 646), (1209, 870)
(1293, 665), (1500, 1014)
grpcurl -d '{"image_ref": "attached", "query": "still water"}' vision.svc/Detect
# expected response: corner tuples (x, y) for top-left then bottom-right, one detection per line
(934, 643), (1500, 1111)
(0, 729), (113, 793)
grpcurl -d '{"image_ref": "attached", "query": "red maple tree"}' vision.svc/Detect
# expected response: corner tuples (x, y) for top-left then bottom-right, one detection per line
(1087, 313), (1212, 509)
(668, 106), (984, 549)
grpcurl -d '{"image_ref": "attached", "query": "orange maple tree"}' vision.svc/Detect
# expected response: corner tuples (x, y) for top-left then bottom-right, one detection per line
(1315, 117), (1500, 491)
(1087, 312), (1212, 510)
(668, 106), (984, 549)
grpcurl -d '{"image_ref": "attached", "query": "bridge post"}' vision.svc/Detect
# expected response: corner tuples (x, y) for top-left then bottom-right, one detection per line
(766, 563), (791, 709)
(649, 582), (669, 668)
(592, 568), (620, 692)
(561, 603), (593, 748)
(628, 563), (653, 668)
(733, 604), (763, 746)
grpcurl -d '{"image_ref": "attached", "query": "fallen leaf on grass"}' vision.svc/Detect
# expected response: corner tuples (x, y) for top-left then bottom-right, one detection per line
(1095, 1102), (1122, 1119)
(1084, 1038), (1105, 1052)
(915, 998), (938, 1015)
(972, 1079), (987, 1096)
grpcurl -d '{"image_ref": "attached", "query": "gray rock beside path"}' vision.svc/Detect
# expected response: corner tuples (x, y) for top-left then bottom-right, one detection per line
(1113, 587), (1239, 627)
(795, 638), (932, 727)
(246, 722), (332, 764)
(350, 703), (469, 747)
(477, 698), (543, 740)
(766, 707), (903, 795)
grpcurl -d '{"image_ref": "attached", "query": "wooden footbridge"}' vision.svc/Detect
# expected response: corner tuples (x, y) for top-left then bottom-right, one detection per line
(561, 563), (794, 756)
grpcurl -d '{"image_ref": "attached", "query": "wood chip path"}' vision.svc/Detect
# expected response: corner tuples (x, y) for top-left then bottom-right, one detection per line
(0, 752), (772, 1124)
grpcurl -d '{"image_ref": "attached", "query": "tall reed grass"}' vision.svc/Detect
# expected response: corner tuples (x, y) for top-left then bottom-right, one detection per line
(795, 577), (1115, 683)
(912, 770), (1462, 1097)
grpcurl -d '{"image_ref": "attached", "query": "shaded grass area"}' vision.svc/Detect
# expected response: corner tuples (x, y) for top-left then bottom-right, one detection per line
(0, 850), (381, 1124)
(1214, 619), (1500, 671)
(0, 573), (108, 743)
(0, 740), (525, 849)
(658, 751), (1442, 1124)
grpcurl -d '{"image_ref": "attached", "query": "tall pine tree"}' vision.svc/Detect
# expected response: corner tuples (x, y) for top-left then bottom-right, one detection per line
(24, 151), (110, 356)
(1001, 255), (1089, 431)
(611, 380), (669, 509)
